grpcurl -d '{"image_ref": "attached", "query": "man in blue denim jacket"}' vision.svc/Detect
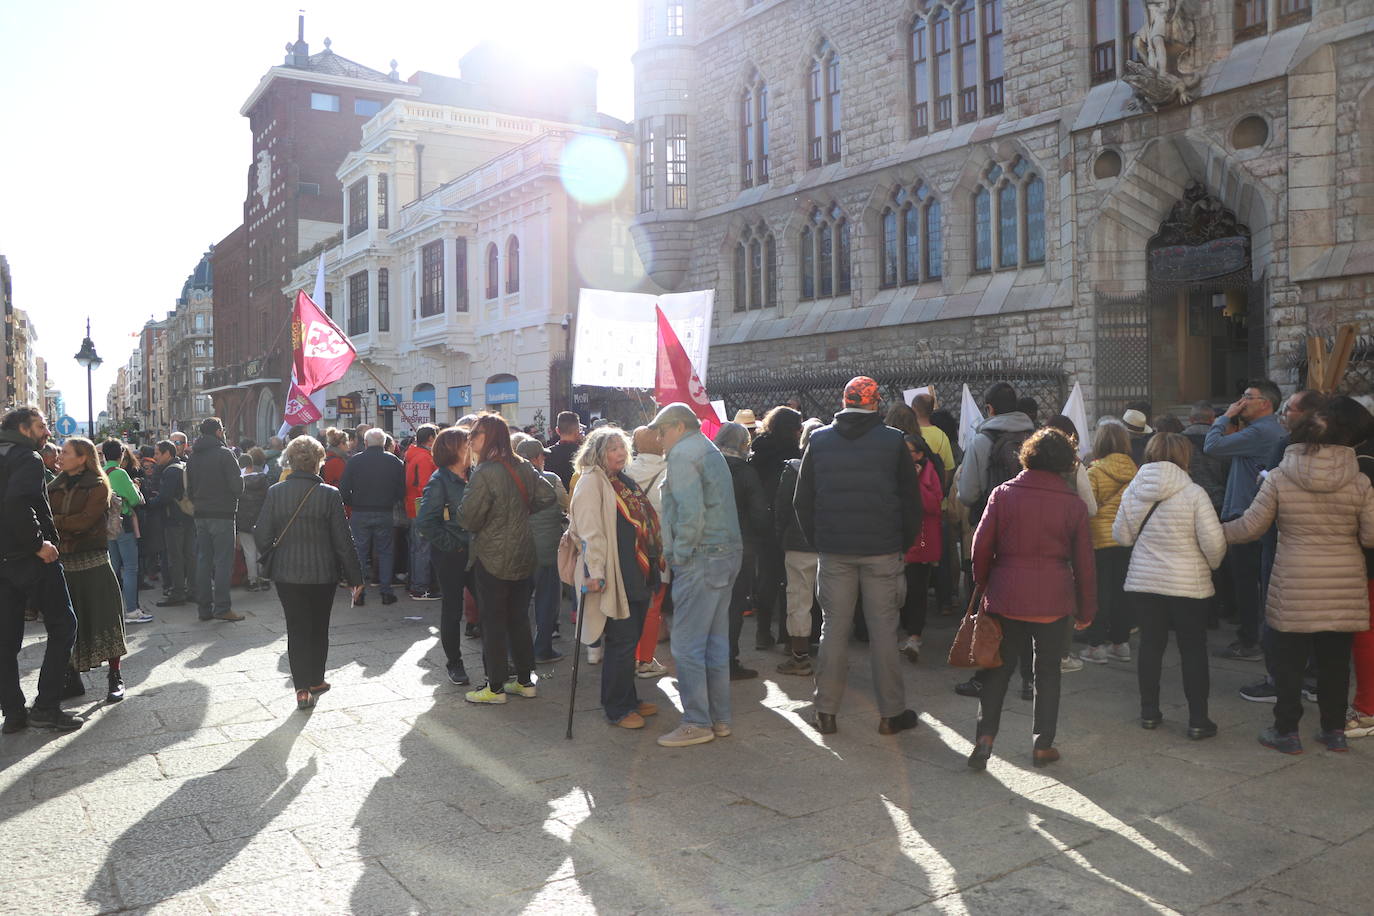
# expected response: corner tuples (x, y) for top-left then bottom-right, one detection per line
(649, 403), (742, 747)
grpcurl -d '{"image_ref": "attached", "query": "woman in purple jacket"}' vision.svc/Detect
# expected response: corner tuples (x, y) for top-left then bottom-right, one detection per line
(968, 428), (1097, 771)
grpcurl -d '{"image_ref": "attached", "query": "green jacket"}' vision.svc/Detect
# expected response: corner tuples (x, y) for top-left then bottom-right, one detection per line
(102, 461), (144, 516)
(415, 466), (471, 554)
(456, 456), (556, 580)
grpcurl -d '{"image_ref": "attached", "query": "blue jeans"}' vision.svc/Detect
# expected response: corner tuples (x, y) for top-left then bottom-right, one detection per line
(350, 511), (395, 596)
(409, 526), (432, 594)
(195, 518), (237, 618)
(602, 596), (649, 721)
(532, 563), (561, 659)
(669, 549), (741, 727)
(108, 531), (139, 612)
(0, 558), (77, 713)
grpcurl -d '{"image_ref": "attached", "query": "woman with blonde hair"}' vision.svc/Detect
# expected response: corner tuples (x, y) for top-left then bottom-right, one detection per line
(568, 426), (664, 728)
(48, 437), (129, 702)
(1081, 421), (1138, 664)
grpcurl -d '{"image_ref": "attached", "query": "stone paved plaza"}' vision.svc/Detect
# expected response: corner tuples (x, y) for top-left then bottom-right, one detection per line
(1, 586), (1370, 915)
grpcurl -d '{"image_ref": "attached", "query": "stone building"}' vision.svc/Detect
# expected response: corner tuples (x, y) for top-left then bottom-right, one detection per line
(166, 249), (216, 434)
(631, 0), (1371, 418)
(288, 46), (645, 433)
(10, 309), (37, 407)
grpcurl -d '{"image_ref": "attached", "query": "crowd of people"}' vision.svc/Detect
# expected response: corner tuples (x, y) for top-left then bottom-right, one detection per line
(2, 373), (1373, 762)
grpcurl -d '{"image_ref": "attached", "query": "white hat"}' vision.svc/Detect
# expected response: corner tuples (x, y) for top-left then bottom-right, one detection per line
(1121, 409), (1153, 434)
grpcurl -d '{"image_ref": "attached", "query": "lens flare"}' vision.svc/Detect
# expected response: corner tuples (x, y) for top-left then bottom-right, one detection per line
(559, 134), (628, 205)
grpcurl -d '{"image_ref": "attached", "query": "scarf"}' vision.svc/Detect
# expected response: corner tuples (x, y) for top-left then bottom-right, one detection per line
(610, 473), (662, 580)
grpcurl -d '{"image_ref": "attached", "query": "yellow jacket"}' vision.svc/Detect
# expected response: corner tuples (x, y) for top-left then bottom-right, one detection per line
(1087, 452), (1138, 548)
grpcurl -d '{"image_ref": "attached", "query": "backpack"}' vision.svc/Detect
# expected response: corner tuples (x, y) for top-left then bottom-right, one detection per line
(970, 427), (1032, 522)
(104, 492), (126, 540)
(170, 462), (195, 517)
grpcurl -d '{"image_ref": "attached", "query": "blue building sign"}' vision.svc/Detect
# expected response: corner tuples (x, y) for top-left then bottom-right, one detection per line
(485, 379), (519, 405)
(448, 386), (472, 408)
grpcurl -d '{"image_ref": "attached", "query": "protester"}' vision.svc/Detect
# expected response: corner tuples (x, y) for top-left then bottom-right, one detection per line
(625, 426), (670, 677)
(1181, 403), (1228, 514)
(170, 430), (189, 459)
(1040, 415), (1096, 674)
(1123, 401), (1153, 464)
(547, 411), (583, 490)
(911, 394), (955, 486)
(1205, 379), (1285, 661)
(48, 438), (129, 704)
(715, 422), (769, 680)
(405, 424), (441, 601)
(186, 418), (245, 622)
(339, 428), (406, 606)
(415, 427), (475, 685)
(456, 415), (556, 704)
(254, 436), (364, 710)
(795, 377), (922, 736)
(747, 406), (803, 649)
(567, 427), (663, 728)
(774, 419), (823, 675)
(237, 449), (270, 591)
(149, 441), (193, 608)
(1081, 421), (1138, 663)
(1113, 432), (1226, 738)
(321, 427), (350, 487)
(99, 439), (149, 624)
(1018, 396), (1040, 427)
(967, 428), (1096, 771)
(1341, 397), (1374, 738)
(1224, 407), (1374, 754)
(1153, 415), (1185, 435)
(649, 403), (742, 747)
(899, 432), (944, 664)
(514, 436), (570, 663)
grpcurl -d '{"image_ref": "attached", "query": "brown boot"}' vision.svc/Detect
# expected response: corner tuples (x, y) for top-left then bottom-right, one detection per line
(776, 637), (812, 676)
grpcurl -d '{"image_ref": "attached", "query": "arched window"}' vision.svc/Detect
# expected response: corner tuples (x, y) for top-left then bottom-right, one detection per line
(739, 78), (770, 189)
(733, 223), (778, 312)
(485, 243), (499, 299)
(910, 1), (1002, 137)
(972, 156), (1045, 272)
(799, 205), (849, 300)
(506, 236), (520, 294)
(806, 41), (841, 168)
(881, 182), (943, 287)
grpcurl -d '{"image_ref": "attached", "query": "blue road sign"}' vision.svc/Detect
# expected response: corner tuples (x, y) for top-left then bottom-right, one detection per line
(54, 415), (78, 437)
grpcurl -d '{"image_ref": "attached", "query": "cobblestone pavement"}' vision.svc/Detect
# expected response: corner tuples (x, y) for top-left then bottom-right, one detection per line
(1, 585), (1369, 915)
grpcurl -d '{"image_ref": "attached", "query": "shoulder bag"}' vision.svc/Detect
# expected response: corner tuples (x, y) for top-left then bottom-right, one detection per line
(948, 585), (1002, 669)
(503, 459), (531, 511)
(258, 482), (321, 579)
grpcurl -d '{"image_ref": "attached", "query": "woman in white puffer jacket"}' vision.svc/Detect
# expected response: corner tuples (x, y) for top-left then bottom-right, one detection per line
(1113, 432), (1227, 739)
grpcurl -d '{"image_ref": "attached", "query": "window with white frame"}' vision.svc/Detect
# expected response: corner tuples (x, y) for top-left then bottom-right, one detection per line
(971, 156), (1045, 273)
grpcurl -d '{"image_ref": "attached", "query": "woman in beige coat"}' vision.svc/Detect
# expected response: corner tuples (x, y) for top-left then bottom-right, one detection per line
(1225, 408), (1374, 754)
(568, 427), (664, 729)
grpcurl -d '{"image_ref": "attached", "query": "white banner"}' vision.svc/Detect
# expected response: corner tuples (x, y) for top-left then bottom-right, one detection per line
(571, 288), (715, 389)
(958, 383), (984, 452)
(1061, 381), (1092, 461)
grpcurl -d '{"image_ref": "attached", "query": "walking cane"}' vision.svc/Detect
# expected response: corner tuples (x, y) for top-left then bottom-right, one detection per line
(566, 586), (588, 739)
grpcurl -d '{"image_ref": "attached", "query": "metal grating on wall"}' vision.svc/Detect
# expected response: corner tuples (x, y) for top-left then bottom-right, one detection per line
(1094, 289), (1151, 419)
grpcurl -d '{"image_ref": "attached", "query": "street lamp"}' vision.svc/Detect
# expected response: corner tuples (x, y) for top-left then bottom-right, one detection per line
(74, 318), (102, 438)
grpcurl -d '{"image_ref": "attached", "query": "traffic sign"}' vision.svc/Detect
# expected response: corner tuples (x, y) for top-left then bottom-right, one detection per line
(54, 415), (78, 437)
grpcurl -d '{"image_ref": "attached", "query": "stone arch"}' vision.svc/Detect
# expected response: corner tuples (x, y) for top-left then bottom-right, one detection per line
(254, 389), (279, 444)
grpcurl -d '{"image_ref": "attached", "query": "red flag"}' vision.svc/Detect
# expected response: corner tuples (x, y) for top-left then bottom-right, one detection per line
(655, 306), (719, 438)
(282, 382), (323, 427)
(291, 290), (355, 393)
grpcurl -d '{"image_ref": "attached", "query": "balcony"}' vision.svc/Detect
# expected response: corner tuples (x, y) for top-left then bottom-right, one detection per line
(202, 357), (283, 393)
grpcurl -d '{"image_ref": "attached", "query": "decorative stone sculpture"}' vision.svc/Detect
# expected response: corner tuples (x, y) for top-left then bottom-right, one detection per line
(1124, 0), (1202, 111)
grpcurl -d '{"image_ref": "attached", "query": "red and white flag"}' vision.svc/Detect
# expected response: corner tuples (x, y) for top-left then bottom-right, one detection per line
(291, 289), (356, 393)
(655, 305), (719, 438)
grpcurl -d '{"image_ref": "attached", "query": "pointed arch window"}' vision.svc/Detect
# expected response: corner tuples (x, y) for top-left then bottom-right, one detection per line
(799, 205), (850, 300)
(739, 79), (770, 189)
(734, 223), (777, 312)
(485, 243), (499, 299)
(800, 226), (815, 300)
(972, 156), (1046, 273)
(506, 236), (520, 294)
(806, 42), (841, 168)
(881, 183), (943, 287)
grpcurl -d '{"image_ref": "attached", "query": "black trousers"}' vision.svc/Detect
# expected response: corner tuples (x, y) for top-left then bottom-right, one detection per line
(976, 616), (1068, 750)
(1227, 540), (1263, 646)
(275, 582), (335, 690)
(728, 541), (758, 663)
(473, 560), (534, 688)
(1088, 546), (1133, 647)
(1271, 629), (1352, 734)
(1135, 592), (1210, 726)
(164, 522), (192, 599)
(900, 562), (932, 637)
(753, 541), (784, 643)
(972, 636), (1033, 687)
(432, 546), (469, 669)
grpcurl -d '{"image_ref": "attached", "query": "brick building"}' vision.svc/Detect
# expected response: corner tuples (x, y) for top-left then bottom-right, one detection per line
(207, 20), (418, 441)
(632, 0), (1372, 419)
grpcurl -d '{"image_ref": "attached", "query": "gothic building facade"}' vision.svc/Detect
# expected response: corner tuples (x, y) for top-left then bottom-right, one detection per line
(631, 0), (1374, 417)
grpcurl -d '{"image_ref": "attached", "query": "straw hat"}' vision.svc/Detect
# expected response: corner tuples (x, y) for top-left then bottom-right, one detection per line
(1121, 409), (1153, 434)
(732, 408), (758, 428)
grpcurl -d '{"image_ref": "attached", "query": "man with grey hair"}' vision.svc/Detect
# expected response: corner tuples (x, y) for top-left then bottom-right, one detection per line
(649, 403), (742, 747)
(339, 427), (406, 606)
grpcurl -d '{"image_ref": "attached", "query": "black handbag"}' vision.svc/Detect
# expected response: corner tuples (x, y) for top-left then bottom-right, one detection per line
(258, 483), (320, 579)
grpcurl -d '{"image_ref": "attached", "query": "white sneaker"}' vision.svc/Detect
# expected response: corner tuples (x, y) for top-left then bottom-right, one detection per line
(124, 608), (153, 624)
(900, 636), (921, 663)
(587, 646), (604, 665)
(1060, 653), (1084, 673)
(1079, 645), (1109, 664)
(1346, 706), (1374, 738)
(636, 658), (667, 678)
(657, 724), (715, 747)
(1107, 643), (1131, 662)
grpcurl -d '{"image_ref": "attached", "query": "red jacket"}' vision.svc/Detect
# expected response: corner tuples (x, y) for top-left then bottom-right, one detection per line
(404, 444), (437, 519)
(904, 460), (944, 564)
(972, 469), (1097, 625)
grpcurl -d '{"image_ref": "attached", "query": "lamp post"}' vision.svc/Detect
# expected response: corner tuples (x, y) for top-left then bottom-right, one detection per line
(74, 318), (102, 438)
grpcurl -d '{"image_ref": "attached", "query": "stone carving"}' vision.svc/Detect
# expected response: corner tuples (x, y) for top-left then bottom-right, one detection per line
(255, 149), (273, 208)
(1152, 181), (1247, 248)
(1124, 0), (1202, 111)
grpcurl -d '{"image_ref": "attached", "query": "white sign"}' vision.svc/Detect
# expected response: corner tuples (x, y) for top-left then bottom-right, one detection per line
(571, 288), (715, 389)
(397, 401), (430, 428)
(958, 383), (984, 451)
(710, 399), (727, 423)
(903, 386), (932, 406)
(1061, 381), (1092, 461)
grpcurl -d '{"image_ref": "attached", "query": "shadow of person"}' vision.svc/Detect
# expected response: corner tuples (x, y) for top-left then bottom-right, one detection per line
(182, 619), (287, 671)
(85, 710), (317, 910)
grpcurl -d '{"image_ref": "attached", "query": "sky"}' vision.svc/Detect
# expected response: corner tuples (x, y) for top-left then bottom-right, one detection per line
(0, 0), (636, 422)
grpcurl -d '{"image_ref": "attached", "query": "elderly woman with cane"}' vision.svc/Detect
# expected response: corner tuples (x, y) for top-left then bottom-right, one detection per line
(567, 426), (664, 729)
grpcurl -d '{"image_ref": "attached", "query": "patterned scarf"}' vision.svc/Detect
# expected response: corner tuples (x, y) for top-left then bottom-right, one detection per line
(610, 473), (662, 580)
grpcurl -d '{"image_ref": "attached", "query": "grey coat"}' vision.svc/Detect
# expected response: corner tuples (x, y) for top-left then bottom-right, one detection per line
(253, 473), (363, 586)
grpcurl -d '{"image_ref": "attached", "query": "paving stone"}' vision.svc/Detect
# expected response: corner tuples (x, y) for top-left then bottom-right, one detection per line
(1198, 753), (1374, 844)
(111, 829), (318, 908)
(1195, 887), (1346, 915)
(1260, 827), (1374, 915)
(199, 858), (421, 914)
(911, 861), (1167, 914)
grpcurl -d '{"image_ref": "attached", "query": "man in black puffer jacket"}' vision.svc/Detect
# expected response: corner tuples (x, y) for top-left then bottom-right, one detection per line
(795, 377), (921, 737)
(188, 418), (245, 622)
